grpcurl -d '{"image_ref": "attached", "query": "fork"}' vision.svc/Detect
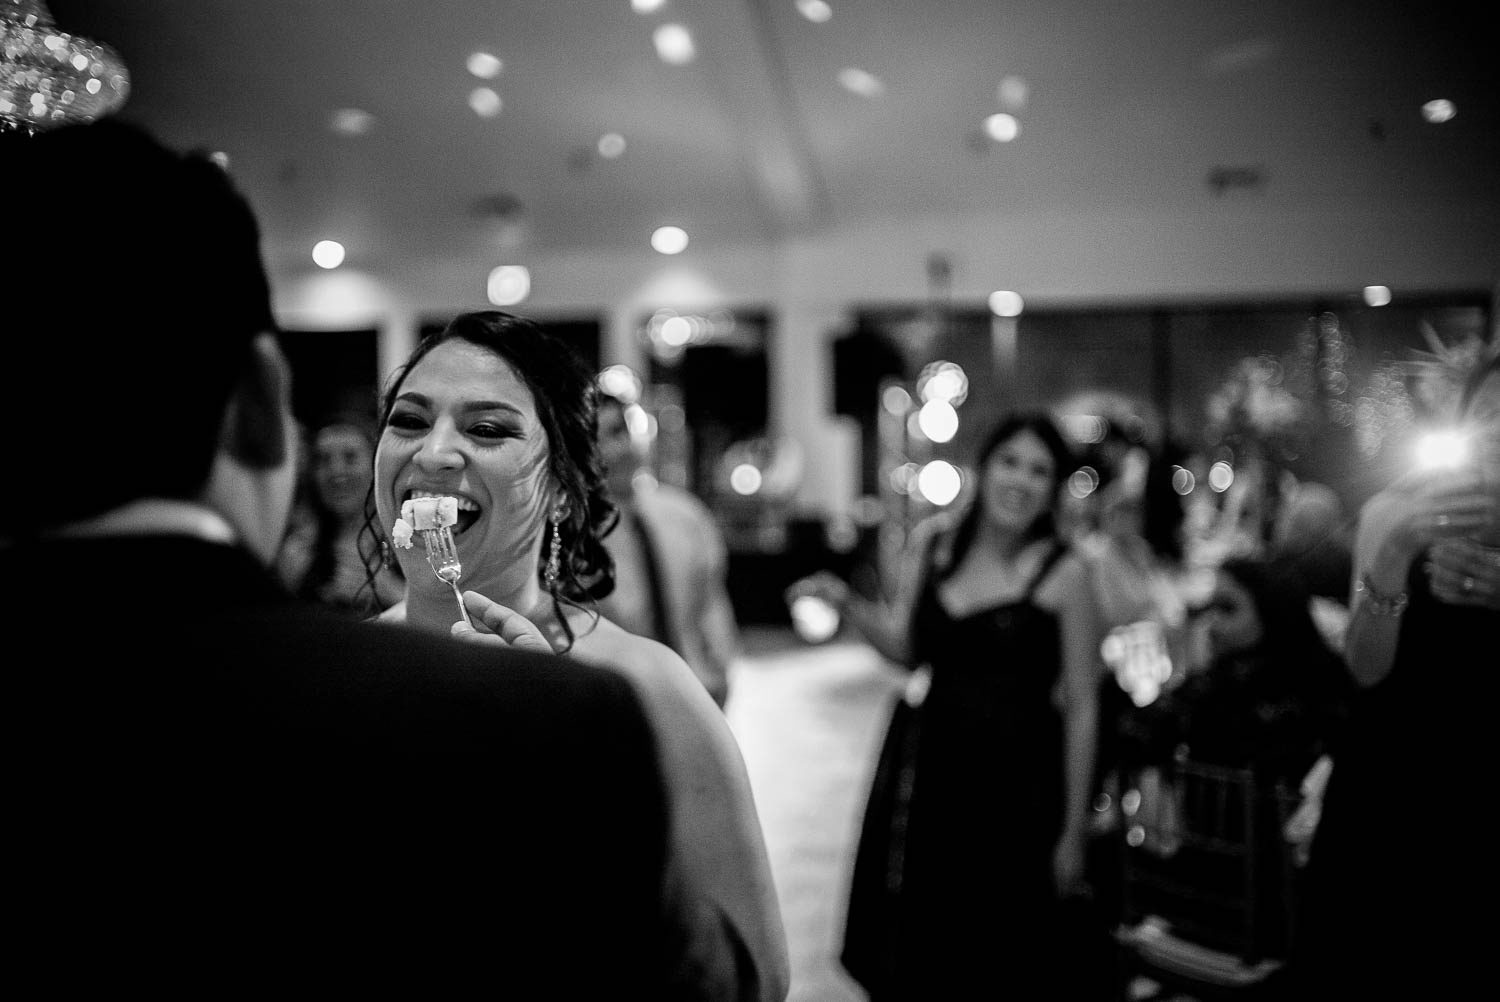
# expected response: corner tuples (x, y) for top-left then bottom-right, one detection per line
(420, 525), (474, 629)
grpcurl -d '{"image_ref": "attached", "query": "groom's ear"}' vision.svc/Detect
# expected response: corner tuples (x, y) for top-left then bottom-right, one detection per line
(222, 333), (293, 470)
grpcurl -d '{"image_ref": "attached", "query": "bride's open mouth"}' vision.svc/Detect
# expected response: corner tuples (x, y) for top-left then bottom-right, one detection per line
(404, 489), (481, 537)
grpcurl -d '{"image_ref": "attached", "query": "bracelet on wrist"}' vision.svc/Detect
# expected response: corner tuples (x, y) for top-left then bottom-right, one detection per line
(1355, 573), (1409, 618)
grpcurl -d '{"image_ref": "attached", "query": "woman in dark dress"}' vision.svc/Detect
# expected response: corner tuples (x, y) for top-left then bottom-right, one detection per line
(1291, 348), (1500, 997)
(795, 413), (1105, 998)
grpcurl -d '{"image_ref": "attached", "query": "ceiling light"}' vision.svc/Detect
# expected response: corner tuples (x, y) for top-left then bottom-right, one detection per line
(0, 0), (129, 133)
(1362, 285), (1392, 307)
(989, 290), (1024, 316)
(837, 67), (884, 98)
(469, 86), (502, 118)
(598, 132), (627, 158)
(651, 225), (689, 254)
(467, 52), (502, 79)
(631, 0), (666, 12)
(330, 107), (376, 136)
(487, 265), (531, 306)
(1421, 98), (1455, 123)
(984, 112), (1020, 142)
(312, 240), (346, 269)
(653, 24), (695, 65)
(796, 0), (833, 23)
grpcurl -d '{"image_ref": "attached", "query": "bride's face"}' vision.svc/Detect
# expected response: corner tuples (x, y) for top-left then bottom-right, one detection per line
(374, 339), (556, 587)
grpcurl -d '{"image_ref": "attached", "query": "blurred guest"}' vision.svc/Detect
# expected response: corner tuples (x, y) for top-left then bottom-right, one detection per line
(1268, 477), (1355, 609)
(1292, 346), (1500, 997)
(1120, 558), (1353, 963)
(793, 413), (1104, 999)
(596, 391), (741, 708)
(370, 310), (788, 1001)
(276, 412), (403, 615)
(1, 119), (709, 996)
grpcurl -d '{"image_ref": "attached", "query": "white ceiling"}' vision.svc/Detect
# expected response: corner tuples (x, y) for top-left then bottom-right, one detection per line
(43, 0), (1499, 284)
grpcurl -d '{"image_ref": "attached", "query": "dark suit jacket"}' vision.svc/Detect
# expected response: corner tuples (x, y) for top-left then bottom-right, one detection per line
(5, 535), (694, 996)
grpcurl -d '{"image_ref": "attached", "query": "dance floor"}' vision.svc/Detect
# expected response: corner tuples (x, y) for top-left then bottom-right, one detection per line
(724, 626), (905, 1002)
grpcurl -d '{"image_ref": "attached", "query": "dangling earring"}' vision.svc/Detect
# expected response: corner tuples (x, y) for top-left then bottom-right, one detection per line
(380, 539), (396, 570)
(544, 508), (563, 589)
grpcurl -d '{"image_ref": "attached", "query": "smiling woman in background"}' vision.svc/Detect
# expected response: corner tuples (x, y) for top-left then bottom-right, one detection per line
(367, 310), (789, 1001)
(276, 412), (404, 615)
(795, 412), (1106, 999)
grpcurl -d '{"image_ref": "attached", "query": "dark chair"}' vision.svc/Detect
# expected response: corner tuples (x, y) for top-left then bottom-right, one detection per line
(1112, 752), (1300, 1000)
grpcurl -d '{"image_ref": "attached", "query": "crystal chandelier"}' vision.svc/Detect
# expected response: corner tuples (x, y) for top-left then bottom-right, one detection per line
(1, 0), (129, 133)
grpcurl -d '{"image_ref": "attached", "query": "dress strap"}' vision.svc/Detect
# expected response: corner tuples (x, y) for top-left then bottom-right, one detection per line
(1024, 540), (1069, 600)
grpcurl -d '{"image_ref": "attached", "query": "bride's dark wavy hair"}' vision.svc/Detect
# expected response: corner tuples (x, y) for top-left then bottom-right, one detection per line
(365, 311), (618, 651)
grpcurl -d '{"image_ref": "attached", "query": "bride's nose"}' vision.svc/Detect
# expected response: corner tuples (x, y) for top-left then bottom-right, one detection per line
(413, 420), (465, 472)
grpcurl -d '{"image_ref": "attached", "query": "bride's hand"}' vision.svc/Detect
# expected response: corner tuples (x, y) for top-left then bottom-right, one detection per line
(451, 591), (554, 652)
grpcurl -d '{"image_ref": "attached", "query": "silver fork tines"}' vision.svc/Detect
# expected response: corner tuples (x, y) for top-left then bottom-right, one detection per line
(420, 526), (474, 628)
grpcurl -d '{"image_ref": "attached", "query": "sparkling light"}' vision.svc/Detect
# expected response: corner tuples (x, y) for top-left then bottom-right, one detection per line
(486, 265), (531, 306)
(598, 132), (627, 158)
(654, 24), (696, 64)
(1415, 430), (1469, 471)
(1421, 98), (1456, 123)
(917, 399), (959, 443)
(730, 463), (763, 495)
(837, 67), (884, 98)
(989, 290), (1024, 317)
(1069, 467), (1099, 499)
(796, 0), (833, 23)
(469, 87), (502, 117)
(984, 112), (1020, 142)
(312, 240), (345, 269)
(917, 461), (962, 506)
(790, 595), (840, 644)
(467, 52), (503, 79)
(1362, 285), (1392, 307)
(651, 225), (689, 254)
(598, 364), (643, 403)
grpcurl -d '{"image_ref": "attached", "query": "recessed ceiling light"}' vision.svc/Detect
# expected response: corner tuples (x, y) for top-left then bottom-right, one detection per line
(312, 240), (345, 269)
(467, 52), (502, 79)
(988, 290), (1024, 317)
(984, 113), (1020, 142)
(487, 265), (531, 306)
(330, 107), (376, 136)
(469, 87), (502, 118)
(1421, 98), (1456, 123)
(1362, 285), (1392, 307)
(651, 226), (689, 255)
(631, 0), (666, 12)
(796, 0), (833, 23)
(653, 24), (695, 64)
(838, 67), (883, 98)
(598, 132), (627, 158)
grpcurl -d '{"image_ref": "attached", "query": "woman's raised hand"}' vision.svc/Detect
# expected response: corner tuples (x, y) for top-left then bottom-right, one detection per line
(451, 591), (554, 652)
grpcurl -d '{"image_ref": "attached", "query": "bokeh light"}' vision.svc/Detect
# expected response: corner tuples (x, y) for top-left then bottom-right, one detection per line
(917, 461), (962, 506)
(989, 290), (1024, 317)
(651, 225), (689, 254)
(917, 399), (959, 443)
(312, 240), (345, 269)
(790, 595), (840, 644)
